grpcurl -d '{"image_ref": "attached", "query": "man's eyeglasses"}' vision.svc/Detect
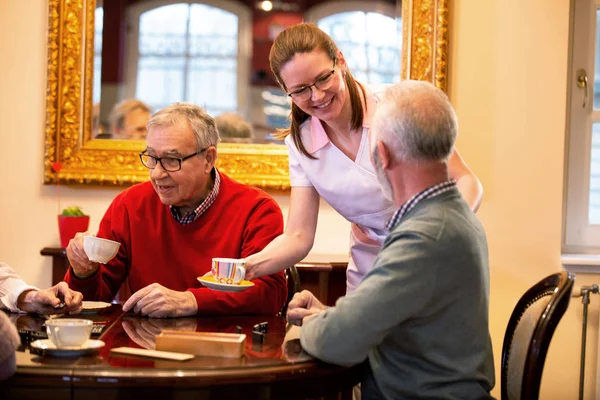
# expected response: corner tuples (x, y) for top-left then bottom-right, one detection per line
(139, 149), (207, 172)
(287, 59), (337, 102)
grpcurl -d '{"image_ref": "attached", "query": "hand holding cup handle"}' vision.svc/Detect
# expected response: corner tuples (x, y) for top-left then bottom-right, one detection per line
(232, 262), (246, 283)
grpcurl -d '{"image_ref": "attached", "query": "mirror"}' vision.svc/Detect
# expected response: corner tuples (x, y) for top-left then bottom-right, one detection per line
(44, 0), (449, 189)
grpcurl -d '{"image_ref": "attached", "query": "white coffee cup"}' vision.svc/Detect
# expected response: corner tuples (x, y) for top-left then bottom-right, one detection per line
(83, 236), (120, 263)
(211, 258), (246, 285)
(46, 318), (93, 348)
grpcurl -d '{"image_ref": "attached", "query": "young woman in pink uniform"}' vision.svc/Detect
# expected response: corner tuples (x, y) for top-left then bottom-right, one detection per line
(245, 23), (482, 291)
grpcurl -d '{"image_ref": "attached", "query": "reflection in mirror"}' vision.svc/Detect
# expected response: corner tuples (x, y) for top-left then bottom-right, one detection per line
(307, 3), (401, 87)
(91, 0), (400, 144)
(44, 0), (450, 188)
(104, 99), (152, 140)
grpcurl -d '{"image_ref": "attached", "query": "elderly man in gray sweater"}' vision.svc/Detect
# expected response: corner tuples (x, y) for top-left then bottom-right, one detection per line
(287, 80), (495, 400)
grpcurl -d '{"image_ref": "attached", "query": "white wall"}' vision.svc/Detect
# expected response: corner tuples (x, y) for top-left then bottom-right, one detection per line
(0, 0), (598, 398)
(449, 1), (598, 398)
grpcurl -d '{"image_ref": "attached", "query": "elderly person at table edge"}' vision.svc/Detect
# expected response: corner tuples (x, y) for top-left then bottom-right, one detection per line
(1, 262), (83, 314)
(287, 81), (495, 400)
(1, 262), (83, 380)
(64, 103), (287, 318)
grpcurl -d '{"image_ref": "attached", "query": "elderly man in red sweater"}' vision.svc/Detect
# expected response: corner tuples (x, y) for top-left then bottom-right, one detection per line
(64, 103), (287, 317)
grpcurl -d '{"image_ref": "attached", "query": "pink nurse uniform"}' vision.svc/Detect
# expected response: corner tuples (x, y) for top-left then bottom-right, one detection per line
(285, 90), (396, 292)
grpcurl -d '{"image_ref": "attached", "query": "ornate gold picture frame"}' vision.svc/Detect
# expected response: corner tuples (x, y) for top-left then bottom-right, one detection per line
(43, 0), (449, 189)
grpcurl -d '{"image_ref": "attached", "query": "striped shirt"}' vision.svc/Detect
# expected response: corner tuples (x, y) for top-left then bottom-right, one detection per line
(169, 168), (221, 225)
(385, 180), (457, 230)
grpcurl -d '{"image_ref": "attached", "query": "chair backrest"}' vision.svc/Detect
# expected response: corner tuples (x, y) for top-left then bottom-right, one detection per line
(280, 265), (301, 317)
(501, 271), (575, 400)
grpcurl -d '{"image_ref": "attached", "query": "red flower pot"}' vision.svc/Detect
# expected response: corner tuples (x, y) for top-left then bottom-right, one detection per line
(58, 215), (90, 248)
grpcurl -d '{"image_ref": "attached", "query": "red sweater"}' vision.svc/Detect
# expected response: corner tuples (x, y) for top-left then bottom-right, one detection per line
(65, 172), (287, 315)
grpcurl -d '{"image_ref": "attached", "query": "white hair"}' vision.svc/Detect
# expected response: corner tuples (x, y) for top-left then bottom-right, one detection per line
(371, 80), (458, 163)
(148, 102), (221, 150)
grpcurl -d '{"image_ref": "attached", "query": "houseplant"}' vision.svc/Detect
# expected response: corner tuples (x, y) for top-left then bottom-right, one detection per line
(51, 162), (90, 248)
(58, 206), (90, 248)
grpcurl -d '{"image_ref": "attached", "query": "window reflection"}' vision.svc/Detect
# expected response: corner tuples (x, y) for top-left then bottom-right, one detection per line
(591, 123), (600, 224)
(318, 11), (400, 85)
(590, 10), (600, 224)
(91, 2), (401, 143)
(135, 4), (238, 116)
(93, 6), (103, 104)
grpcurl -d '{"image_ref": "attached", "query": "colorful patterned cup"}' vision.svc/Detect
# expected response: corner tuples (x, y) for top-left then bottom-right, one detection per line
(211, 258), (246, 285)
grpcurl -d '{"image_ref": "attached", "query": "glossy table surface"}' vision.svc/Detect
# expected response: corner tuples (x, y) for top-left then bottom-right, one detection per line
(3, 305), (364, 399)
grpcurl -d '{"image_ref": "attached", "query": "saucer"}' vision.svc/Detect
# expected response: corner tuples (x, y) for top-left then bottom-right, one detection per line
(197, 274), (254, 293)
(81, 301), (112, 314)
(30, 339), (105, 357)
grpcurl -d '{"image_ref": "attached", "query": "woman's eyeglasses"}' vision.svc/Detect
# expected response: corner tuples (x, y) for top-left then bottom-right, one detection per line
(287, 59), (337, 102)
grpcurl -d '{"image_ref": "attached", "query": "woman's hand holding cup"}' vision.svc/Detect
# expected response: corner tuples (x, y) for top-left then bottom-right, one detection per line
(211, 258), (246, 285)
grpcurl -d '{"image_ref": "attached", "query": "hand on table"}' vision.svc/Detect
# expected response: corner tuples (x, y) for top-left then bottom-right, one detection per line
(122, 283), (198, 318)
(121, 317), (197, 349)
(17, 282), (83, 315)
(286, 290), (327, 326)
(66, 231), (99, 279)
(281, 338), (305, 362)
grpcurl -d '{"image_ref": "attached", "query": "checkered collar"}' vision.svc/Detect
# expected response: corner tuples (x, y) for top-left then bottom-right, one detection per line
(169, 168), (221, 225)
(385, 180), (457, 230)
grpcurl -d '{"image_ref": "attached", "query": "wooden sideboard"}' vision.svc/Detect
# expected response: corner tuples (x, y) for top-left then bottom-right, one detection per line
(41, 248), (348, 306)
(40, 247), (69, 286)
(295, 253), (349, 306)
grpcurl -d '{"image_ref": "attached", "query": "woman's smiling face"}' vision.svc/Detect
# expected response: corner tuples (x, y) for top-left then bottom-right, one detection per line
(279, 49), (348, 123)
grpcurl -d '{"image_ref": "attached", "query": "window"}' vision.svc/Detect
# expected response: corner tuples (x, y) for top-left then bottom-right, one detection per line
(125, 1), (250, 117)
(564, 0), (600, 253)
(306, 2), (401, 87)
(93, 6), (103, 104)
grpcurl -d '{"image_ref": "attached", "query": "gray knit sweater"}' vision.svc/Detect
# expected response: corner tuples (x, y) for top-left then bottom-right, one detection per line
(301, 188), (495, 399)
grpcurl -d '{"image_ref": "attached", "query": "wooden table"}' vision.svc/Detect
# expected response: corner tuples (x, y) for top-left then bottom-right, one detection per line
(2, 306), (365, 400)
(41, 248), (349, 306)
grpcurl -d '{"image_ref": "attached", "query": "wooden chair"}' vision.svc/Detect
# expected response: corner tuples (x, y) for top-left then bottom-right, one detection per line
(501, 271), (575, 400)
(280, 265), (301, 317)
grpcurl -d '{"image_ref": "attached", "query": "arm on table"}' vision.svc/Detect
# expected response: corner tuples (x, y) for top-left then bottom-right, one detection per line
(0, 262), (37, 312)
(17, 282), (83, 315)
(300, 236), (435, 366)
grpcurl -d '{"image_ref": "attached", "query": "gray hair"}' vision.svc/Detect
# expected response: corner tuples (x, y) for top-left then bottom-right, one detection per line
(148, 102), (221, 150)
(214, 113), (253, 140)
(109, 99), (152, 131)
(371, 80), (457, 162)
